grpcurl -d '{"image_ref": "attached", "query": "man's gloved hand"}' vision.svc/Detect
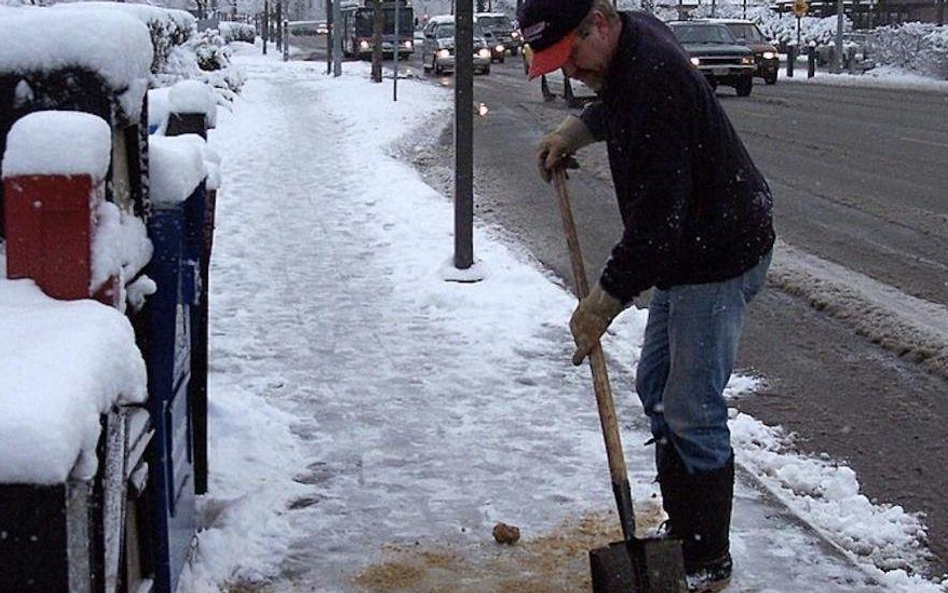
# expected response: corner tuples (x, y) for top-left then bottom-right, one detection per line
(570, 283), (624, 366)
(537, 115), (594, 182)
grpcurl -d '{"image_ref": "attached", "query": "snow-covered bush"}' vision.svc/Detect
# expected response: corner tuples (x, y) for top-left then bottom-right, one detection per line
(867, 22), (948, 79)
(218, 21), (256, 43)
(192, 29), (232, 71)
(51, 3), (195, 76)
(152, 30), (245, 102)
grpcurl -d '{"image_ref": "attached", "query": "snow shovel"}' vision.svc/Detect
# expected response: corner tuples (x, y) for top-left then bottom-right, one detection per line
(551, 165), (687, 593)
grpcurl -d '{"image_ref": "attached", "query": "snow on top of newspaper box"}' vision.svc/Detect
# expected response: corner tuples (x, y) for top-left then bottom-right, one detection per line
(169, 79), (217, 117)
(56, 1), (195, 32)
(0, 261), (147, 484)
(1, 111), (111, 179)
(150, 134), (207, 206)
(0, 7), (152, 119)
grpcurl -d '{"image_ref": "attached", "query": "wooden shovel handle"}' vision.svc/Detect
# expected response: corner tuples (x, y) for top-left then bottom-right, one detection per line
(552, 168), (636, 541)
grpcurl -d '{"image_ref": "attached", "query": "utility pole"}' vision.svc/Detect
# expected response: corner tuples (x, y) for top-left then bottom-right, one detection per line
(835, 0), (844, 72)
(326, 0), (333, 74)
(263, 0), (269, 54)
(275, 0), (283, 49)
(454, 0), (474, 270)
(371, 0), (383, 82)
(332, 0), (342, 76)
(938, 0), (945, 25)
(393, 0), (400, 101)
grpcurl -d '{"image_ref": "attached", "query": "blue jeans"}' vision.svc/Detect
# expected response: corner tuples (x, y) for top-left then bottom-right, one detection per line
(635, 251), (772, 473)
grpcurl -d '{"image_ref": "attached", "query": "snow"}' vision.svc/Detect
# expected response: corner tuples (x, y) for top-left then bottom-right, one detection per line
(90, 201), (153, 308)
(184, 48), (945, 592)
(148, 134), (208, 207)
(0, 7), (153, 119)
(53, 1), (195, 34)
(770, 239), (948, 380)
(0, 254), (148, 484)
(784, 65), (948, 92)
(148, 87), (172, 134)
(169, 79), (217, 117)
(1, 111), (111, 179)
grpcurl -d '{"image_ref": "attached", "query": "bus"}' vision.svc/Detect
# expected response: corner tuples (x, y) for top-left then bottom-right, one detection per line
(340, 0), (415, 59)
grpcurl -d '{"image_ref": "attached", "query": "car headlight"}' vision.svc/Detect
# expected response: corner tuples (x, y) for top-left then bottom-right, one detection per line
(359, 40), (370, 50)
(403, 40), (412, 49)
(495, 44), (505, 52)
(741, 56), (754, 65)
(762, 51), (776, 60)
(690, 57), (700, 66)
(478, 48), (490, 58)
(437, 49), (451, 59)
(512, 31), (520, 39)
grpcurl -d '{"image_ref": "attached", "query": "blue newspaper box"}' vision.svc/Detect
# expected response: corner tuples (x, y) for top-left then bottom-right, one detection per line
(144, 183), (205, 593)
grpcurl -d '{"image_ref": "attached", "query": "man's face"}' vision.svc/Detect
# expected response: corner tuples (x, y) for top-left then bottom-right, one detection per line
(560, 12), (613, 91)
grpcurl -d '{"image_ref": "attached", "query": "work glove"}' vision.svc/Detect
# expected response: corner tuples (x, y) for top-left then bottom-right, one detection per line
(537, 115), (594, 183)
(569, 282), (624, 366)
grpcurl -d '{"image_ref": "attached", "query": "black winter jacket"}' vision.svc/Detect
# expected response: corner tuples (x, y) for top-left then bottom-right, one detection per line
(580, 11), (775, 304)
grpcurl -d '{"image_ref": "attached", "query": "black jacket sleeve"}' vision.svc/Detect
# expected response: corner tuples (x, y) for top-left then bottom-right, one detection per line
(580, 100), (608, 142)
(599, 88), (694, 304)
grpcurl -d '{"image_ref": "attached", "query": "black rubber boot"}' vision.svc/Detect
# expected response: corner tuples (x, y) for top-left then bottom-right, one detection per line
(657, 441), (734, 592)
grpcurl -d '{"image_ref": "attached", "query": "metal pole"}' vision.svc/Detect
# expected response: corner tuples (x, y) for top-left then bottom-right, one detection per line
(327, 0), (333, 74)
(834, 0), (844, 72)
(455, 0), (474, 269)
(283, 19), (289, 61)
(333, 0), (343, 76)
(796, 15), (801, 48)
(743, 0), (747, 19)
(787, 44), (795, 77)
(808, 42), (816, 76)
(678, 0), (684, 21)
(394, 0), (400, 101)
(263, 0), (269, 54)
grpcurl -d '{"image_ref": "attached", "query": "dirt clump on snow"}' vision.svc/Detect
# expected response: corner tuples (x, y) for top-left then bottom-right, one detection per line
(492, 522), (521, 545)
(353, 504), (666, 592)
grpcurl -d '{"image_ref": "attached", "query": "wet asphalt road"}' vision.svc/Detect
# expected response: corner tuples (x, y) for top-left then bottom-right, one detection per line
(296, 41), (948, 577)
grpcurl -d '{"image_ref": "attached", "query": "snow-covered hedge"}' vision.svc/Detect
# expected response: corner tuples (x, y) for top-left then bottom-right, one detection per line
(0, 7), (153, 120)
(52, 3), (195, 76)
(153, 29), (245, 101)
(218, 21), (256, 43)
(866, 22), (948, 79)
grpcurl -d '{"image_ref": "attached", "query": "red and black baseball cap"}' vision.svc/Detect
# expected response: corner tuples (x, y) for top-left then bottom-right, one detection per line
(518, 0), (593, 79)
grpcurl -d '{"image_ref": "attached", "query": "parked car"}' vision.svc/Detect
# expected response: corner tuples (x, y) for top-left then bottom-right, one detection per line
(668, 21), (756, 96)
(696, 18), (778, 84)
(316, 20), (328, 35)
(421, 15), (491, 75)
(475, 12), (518, 60)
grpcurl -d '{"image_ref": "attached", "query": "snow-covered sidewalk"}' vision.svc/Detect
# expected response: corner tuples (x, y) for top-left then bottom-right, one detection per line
(184, 46), (944, 592)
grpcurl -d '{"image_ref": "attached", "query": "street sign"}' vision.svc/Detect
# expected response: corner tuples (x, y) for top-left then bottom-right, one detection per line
(792, 0), (808, 18)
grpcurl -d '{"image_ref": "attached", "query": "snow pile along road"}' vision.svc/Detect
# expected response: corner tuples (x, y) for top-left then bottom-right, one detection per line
(185, 46), (945, 592)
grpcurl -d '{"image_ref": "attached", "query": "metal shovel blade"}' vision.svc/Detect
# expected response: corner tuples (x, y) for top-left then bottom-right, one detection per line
(589, 536), (687, 593)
